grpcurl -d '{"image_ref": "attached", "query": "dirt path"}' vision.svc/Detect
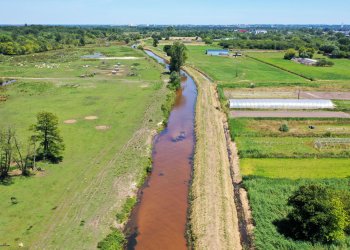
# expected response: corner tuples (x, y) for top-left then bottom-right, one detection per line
(186, 67), (242, 250)
(230, 110), (350, 118)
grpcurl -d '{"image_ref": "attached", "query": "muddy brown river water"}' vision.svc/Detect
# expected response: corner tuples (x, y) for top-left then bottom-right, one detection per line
(126, 50), (197, 250)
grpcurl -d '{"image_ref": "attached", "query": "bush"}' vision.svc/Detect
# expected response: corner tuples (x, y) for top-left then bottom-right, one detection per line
(316, 59), (334, 67)
(169, 71), (181, 90)
(116, 197), (137, 223)
(97, 230), (126, 250)
(285, 184), (348, 243)
(163, 45), (172, 56)
(279, 123), (289, 132)
(284, 49), (297, 60)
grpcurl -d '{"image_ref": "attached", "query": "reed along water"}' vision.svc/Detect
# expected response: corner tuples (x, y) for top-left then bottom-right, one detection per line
(126, 50), (197, 250)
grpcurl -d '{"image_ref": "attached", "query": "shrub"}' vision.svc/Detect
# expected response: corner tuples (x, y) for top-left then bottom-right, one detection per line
(285, 185), (348, 243)
(97, 230), (126, 250)
(316, 59), (334, 67)
(169, 71), (181, 90)
(279, 123), (289, 132)
(116, 197), (137, 223)
(284, 49), (297, 60)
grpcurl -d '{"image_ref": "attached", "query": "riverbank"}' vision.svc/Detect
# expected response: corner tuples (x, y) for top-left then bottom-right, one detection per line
(185, 66), (242, 250)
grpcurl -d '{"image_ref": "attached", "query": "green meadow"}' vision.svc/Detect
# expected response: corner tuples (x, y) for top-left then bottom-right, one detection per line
(186, 46), (306, 84)
(0, 45), (169, 249)
(247, 51), (350, 81)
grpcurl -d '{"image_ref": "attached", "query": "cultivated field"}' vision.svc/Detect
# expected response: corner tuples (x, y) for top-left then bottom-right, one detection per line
(186, 44), (350, 249)
(0, 45), (169, 249)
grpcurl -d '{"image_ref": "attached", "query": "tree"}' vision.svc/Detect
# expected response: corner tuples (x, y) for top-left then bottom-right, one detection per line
(0, 128), (15, 178)
(285, 185), (348, 243)
(31, 112), (64, 163)
(163, 45), (172, 56)
(284, 49), (297, 60)
(299, 47), (315, 58)
(152, 37), (159, 47)
(169, 42), (187, 72)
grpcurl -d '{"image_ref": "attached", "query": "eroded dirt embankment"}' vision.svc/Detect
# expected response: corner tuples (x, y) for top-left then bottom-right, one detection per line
(186, 67), (242, 250)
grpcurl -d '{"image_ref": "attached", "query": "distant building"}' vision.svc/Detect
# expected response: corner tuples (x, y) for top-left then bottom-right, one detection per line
(254, 29), (268, 35)
(206, 49), (229, 56)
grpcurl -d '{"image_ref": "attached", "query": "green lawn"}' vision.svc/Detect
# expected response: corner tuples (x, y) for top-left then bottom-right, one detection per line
(0, 45), (168, 249)
(186, 46), (306, 84)
(241, 158), (350, 179)
(247, 51), (350, 81)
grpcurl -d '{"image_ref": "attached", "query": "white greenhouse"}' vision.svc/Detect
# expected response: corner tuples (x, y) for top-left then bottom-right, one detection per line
(229, 99), (334, 109)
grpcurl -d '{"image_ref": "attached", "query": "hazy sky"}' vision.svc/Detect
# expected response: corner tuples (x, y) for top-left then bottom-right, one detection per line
(1, 0), (349, 25)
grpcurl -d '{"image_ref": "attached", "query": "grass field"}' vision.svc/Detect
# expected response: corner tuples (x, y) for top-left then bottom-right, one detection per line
(0, 45), (169, 249)
(241, 158), (350, 179)
(229, 118), (350, 158)
(247, 51), (350, 81)
(230, 118), (350, 138)
(186, 46), (307, 84)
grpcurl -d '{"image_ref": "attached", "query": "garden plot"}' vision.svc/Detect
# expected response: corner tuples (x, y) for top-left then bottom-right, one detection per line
(230, 110), (350, 118)
(224, 89), (350, 100)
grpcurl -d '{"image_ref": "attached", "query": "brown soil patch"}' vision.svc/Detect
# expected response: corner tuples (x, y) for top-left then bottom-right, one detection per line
(95, 125), (110, 130)
(64, 119), (77, 124)
(85, 116), (98, 120)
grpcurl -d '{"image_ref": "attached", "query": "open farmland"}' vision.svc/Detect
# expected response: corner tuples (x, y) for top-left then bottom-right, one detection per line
(186, 46), (307, 84)
(0, 45), (169, 249)
(246, 51), (350, 82)
(229, 118), (350, 158)
(185, 43), (350, 249)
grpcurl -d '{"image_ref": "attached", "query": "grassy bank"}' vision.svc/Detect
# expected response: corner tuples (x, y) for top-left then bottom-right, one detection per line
(0, 45), (169, 249)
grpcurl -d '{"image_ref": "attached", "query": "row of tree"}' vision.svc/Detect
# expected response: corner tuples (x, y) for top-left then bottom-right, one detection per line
(0, 112), (64, 179)
(162, 42), (188, 90)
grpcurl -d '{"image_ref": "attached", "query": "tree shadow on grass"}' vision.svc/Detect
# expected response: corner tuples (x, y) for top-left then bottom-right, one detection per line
(0, 176), (14, 186)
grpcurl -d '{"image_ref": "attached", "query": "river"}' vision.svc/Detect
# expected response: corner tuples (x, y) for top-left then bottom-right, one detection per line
(126, 50), (197, 250)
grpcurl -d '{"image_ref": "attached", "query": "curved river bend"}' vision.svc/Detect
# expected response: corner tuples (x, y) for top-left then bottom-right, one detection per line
(126, 50), (197, 250)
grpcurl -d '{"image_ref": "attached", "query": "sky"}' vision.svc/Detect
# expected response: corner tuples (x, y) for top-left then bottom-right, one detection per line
(1, 0), (349, 25)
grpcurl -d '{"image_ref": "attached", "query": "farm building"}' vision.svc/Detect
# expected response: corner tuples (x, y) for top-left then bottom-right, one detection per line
(206, 49), (229, 56)
(229, 99), (334, 109)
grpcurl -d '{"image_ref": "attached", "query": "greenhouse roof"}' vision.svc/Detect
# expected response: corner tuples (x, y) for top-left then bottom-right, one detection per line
(229, 99), (334, 110)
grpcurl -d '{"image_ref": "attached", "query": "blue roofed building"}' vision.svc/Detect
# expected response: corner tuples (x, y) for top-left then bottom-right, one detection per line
(206, 49), (229, 56)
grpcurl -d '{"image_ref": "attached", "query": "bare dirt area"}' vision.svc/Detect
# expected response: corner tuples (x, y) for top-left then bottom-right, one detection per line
(230, 110), (350, 118)
(186, 67), (242, 250)
(64, 119), (77, 124)
(95, 125), (110, 130)
(84, 116), (98, 120)
(300, 91), (350, 100)
(225, 89), (350, 100)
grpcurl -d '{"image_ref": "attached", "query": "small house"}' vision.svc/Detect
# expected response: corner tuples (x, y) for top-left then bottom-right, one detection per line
(206, 49), (229, 56)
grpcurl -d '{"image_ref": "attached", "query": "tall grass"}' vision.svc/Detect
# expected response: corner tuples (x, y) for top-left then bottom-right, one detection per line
(244, 176), (350, 250)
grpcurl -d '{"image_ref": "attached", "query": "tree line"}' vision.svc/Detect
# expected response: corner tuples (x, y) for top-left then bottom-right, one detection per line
(0, 112), (64, 179)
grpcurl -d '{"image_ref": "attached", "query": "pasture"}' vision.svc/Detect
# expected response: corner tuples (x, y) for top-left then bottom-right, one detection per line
(246, 51), (350, 82)
(186, 46), (307, 84)
(0, 45), (168, 249)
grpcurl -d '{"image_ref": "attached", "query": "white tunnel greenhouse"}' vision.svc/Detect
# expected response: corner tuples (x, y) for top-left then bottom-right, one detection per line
(229, 99), (334, 109)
